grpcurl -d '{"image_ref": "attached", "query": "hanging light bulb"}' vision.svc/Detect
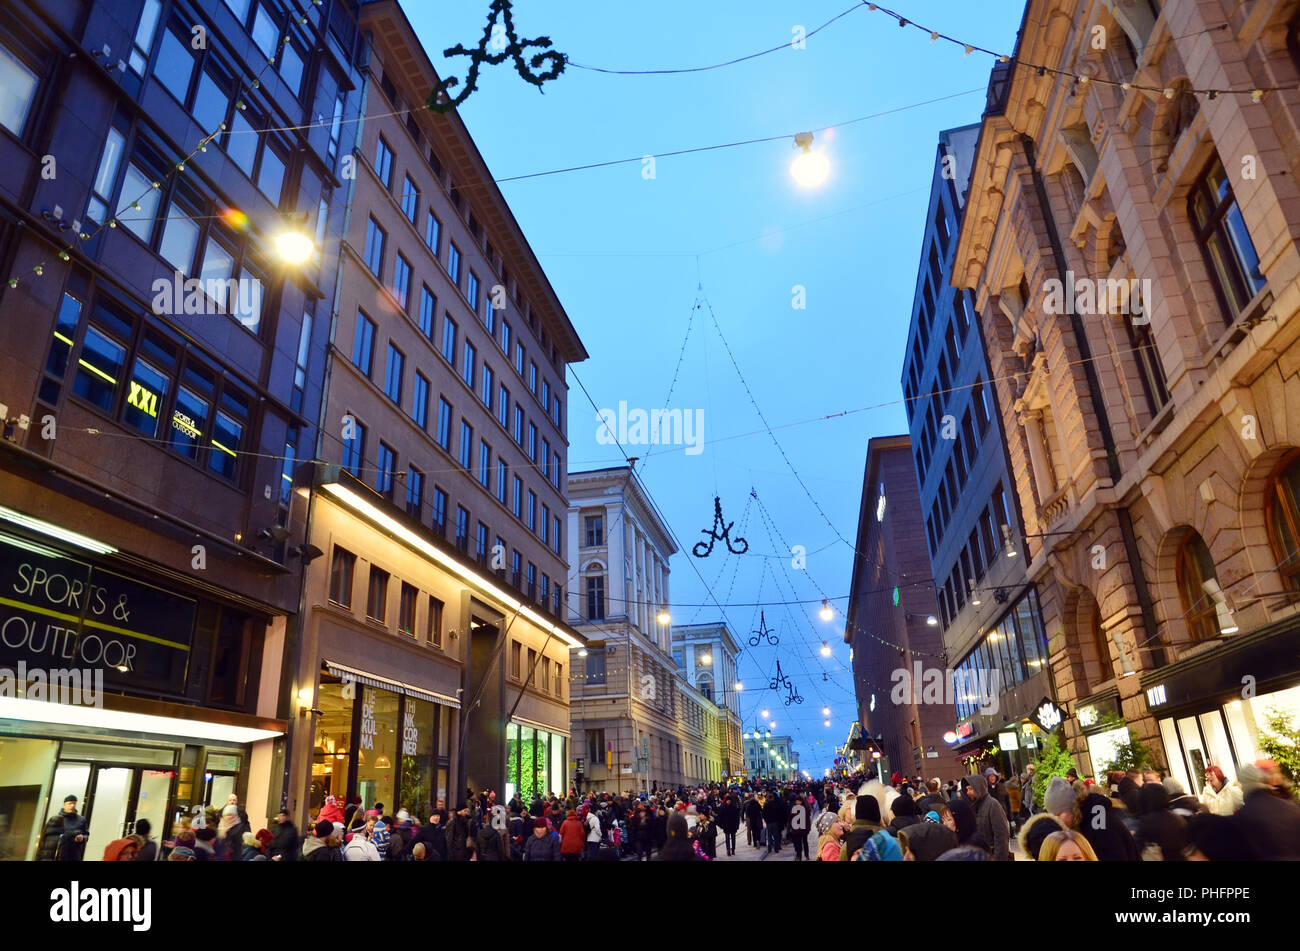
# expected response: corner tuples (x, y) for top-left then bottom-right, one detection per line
(820, 641), (832, 657)
(824, 719), (831, 727)
(734, 681), (743, 692)
(822, 706), (831, 717)
(819, 599), (834, 621)
(656, 607), (671, 624)
(761, 709), (769, 718)
(790, 132), (830, 188)
(969, 578), (982, 606)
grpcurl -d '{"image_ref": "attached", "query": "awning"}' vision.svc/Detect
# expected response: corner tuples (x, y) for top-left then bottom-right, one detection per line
(0, 696), (283, 744)
(324, 660), (460, 708)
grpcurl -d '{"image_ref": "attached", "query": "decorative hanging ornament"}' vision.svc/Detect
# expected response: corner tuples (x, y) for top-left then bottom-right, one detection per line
(784, 681), (804, 707)
(427, 0), (566, 114)
(768, 660), (792, 693)
(692, 495), (748, 557)
(748, 611), (779, 647)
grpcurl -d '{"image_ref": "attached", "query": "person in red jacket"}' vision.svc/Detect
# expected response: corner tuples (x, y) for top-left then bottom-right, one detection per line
(559, 809), (585, 862)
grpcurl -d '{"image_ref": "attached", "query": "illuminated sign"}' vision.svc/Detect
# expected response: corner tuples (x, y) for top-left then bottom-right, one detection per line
(1146, 684), (1167, 707)
(956, 721), (973, 739)
(876, 483), (887, 522)
(172, 411), (200, 438)
(127, 381), (159, 418)
(1078, 705), (1098, 728)
(1031, 697), (1063, 733)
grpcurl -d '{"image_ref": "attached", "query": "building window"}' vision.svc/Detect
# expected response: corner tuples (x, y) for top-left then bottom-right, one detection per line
(419, 287), (436, 339)
(448, 242), (462, 286)
(468, 271), (480, 315)
(514, 405), (525, 445)
(329, 547), (355, 607)
(497, 459), (508, 503)
(479, 441), (492, 488)
(476, 522), (489, 564)
(511, 640), (522, 679)
(1189, 157), (1266, 323)
(481, 364), (494, 409)
(462, 341), (476, 389)
(527, 490), (536, 532)
(341, 418), (365, 476)
(587, 729), (605, 763)
(406, 466), (424, 518)
(401, 174), (418, 222)
(366, 566), (389, 623)
(498, 385), (510, 428)
(375, 136), (393, 189)
(512, 476), (522, 518)
(1267, 450), (1300, 592)
(585, 515), (604, 547)
(425, 210), (441, 256)
(384, 344), (403, 404)
(586, 575), (606, 621)
(1126, 315), (1169, 417)
(1175, 530), (1219, 644)
(553, 516), (562, 556)
(441, 316), (457, 365)
(437, 398), (452, 451)
(364, 217), (385, 278)
(526, 563), (536, 601)
(399, 583), (417, 636)
(428, 596), (444, 647)
(375, 441), (395, 497)
(412, 372), (429, 429)
(459, 421), (473, 469)
(456, 506), (470, 551)
(431, 487), (448, 536)
(393, 253), (411, 311)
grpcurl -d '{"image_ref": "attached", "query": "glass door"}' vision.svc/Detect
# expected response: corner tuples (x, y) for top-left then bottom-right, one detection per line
(85, 767), (133, 861)
(1175, 716), (1208, 792)
(135, 769), (173, 852)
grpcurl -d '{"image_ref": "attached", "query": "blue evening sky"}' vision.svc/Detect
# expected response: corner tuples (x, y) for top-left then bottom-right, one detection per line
(404, 0), (1026, 771)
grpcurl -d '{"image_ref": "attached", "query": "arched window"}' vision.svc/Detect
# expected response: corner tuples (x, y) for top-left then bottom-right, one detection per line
(696, 674), (713, 703)
(1175, 530), (1218, 643)
(1266, 449), (1300, 591)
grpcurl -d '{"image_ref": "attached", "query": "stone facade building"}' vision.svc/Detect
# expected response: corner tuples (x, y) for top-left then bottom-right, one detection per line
(952, 0), (1300, 786)
(566, 465), (729, 791)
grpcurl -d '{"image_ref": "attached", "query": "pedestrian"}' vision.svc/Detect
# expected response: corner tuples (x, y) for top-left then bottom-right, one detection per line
(1038, 829), (1099, 861)
(850, 829), (904, 862)
(1077, 793), (1139, 861)
(343, 823), (380, 861)
(964, 771), (1010, 860)
(582, 802), (602, 860)
(558, 809), (584, 861)
(839, 794), (883, 862)
(696, 807), (718, 860)
(1183, 813), (1258, 861)
(446, 802), (473, 861)
(1016, 812), (1067, 860)
(1042, 776), (1078, 829)
(133, 819), (159, 862)
(818, 820), (847, 861)
(717, 795), (741, 856)
(1199, 766), (1242, 816)
(303, 820), (345, 862)
(762, 790), (786, 854)
(523, 817), (561, 861)
(415, 809), (448, 861)
(316, 794), (345, 827)
(787, 793), (810, 860)
(652, 813), (701, 861)
(1135, 782), (1187, 861)
(744, 793), (763, 848)
(1162, 778), (1201, 817)
(887, 791), (923, 836)
(267, 809), (298, 862)
(984, 767), (1011, 819)
(37, 795), (88, 862)
(899, 822), (957, 861)
(1234, 761), (1300, 860)
(239, 831), (264, 860)
(475, 816), (506, 860)
(103, 837), (140, 861)
(167, 830), (197, 862)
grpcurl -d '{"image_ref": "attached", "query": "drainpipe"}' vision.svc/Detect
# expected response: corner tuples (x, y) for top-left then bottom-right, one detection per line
(1020, 133), (1162, 665)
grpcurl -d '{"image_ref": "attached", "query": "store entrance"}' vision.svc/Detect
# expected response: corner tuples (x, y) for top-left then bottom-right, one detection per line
(50, 761), (174, 861)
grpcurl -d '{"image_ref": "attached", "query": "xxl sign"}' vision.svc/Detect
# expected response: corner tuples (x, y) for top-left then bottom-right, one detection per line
(0, 536), (195, 695)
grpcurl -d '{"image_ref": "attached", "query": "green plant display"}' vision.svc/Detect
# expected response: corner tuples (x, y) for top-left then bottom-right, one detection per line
(1030, 731), (1076, 810)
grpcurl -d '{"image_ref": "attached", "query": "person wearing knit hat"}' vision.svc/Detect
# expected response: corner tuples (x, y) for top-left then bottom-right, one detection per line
(1017, 812), (1067, 860)
(1076, 793), (1139, 861)
(838, 795), (882, 861)
(1043, 776), (1078, 827)
(899, 822), (958, 861)
(1184, 813), (1258, 861)
(1162, 777), (1200, 817)
(523, 816), (562, 861)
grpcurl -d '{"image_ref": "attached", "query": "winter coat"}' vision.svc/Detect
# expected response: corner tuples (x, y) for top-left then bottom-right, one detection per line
(1199, 781), (1243, 816)
(475, 824), (506, 861)
(523, 831), (562, 861)
(343, 834), (381, 861)
(1077, 794), (1139, 861)
(786, 801), (809, 836)
(744, 799), (763, 829)
(966, 773), (1010, 861)
(717, 801), (741, 834)
(446, 814), (472, 861)
(986, 775), (1012, 818)
(302, 835), (345, 861)
(413, 821), (448, 861)
(38, 811), (89, 862)
(838, 819), (882, 862)
(268, 821), (299, 861)
(818, 838), (842, 862)
(559, 817), (586, 854)
(1236, 787), (1300, 861)
(762, 796), (786, 828)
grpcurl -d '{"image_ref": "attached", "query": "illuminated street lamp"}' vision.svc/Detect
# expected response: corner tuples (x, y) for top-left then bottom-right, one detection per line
(274, 230), (314, 265)
(790, 131), (830, 188)
(819, 599), (834, 621)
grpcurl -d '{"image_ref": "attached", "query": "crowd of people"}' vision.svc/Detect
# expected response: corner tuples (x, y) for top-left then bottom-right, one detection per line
(34, 753), (1300, 862)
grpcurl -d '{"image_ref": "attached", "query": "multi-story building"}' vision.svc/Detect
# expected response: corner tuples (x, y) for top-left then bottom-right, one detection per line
(901, 124), (1054, 778)
(672, 621), (744, 779)
(743, 733), (798, 782)
(286, 0), (588, 821)
(566, 465), (726, 791)
(951, 0), (1300, 785)
(845, 435), (955, 782)
(0, 0), (362, 857)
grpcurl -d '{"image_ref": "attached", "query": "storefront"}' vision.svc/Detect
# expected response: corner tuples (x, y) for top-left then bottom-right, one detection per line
(0, 518), (285, 861)
(504, 718), (567, 804)
(1142, 616), (1300, 798)
(309, 663), (458, 815)
(1073, 692), (1129, 777)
